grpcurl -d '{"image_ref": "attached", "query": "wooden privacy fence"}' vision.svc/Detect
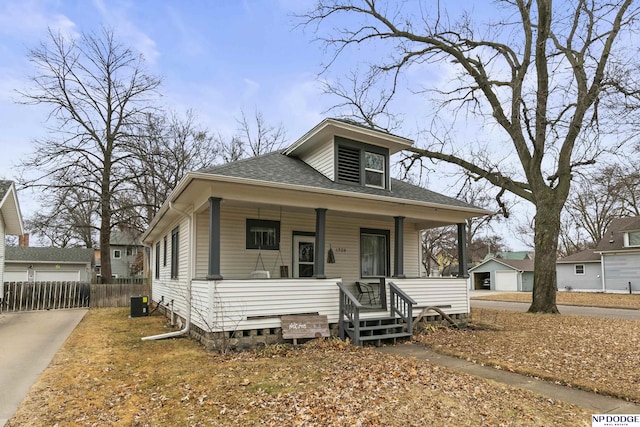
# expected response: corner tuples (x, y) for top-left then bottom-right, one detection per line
(1, 281), (150, 313)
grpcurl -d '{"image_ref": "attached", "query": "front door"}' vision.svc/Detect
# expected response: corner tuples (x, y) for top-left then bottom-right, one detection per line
(293, 234), (315, 278)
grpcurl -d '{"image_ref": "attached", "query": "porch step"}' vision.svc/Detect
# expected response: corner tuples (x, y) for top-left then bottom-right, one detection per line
(345, 316), (412, 346)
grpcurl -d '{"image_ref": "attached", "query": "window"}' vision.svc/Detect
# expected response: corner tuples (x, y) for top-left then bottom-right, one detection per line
(113, 249), (121, 259)
(171, 227), (179, 279)
(574, 264), (585, 275)
(360, 228), (390, 277)
(155, 242), (160, 279)
(336, 138), (388, 189)
(246, 219), (280, 250)
(163, 236), (167, 266)
(364, 152), (385, 188)
(628, 231), (640, 247)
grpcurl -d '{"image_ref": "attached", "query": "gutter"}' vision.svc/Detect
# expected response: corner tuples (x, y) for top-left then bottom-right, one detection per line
(142, 202), (193, 342)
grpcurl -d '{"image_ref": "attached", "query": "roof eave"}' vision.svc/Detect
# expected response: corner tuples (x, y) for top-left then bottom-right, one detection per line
(0, 183), (24, 235)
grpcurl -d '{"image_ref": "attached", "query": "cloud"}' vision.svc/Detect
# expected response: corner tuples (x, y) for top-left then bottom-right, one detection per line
(0, 0), (78, 39)
(91, 0), (160, 65)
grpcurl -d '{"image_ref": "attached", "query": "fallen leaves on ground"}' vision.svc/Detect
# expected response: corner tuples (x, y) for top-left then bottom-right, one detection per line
(416, 307), (640, 403)
(7, 308), (592, 426)
(472, 291), (640, 309)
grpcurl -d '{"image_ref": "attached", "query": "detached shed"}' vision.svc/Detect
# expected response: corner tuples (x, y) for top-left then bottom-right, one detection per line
(4, 247), (95, 282)
(469, 257), (534, 292)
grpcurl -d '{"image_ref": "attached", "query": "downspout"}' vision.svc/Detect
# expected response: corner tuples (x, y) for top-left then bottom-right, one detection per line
(142, 202), (193, 341)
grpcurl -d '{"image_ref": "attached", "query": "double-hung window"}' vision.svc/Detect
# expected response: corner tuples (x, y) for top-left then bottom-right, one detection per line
(246, 219), (280, 250)
(574, 264), (585, 275)
(628, 231), (640, 247)
(364, 152), (385, 188)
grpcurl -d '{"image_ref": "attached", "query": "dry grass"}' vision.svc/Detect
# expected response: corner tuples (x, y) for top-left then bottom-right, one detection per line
(8, 308), (593, 427)
(416, 307), (640, 403)
(472, 291), (640, 309)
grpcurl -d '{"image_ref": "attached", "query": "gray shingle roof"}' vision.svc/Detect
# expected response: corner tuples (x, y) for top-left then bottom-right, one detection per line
(197, 152), (479, 210)
(557, 248), (600, 263)
(0, 180), (13, 202)
(5, 247), (95, 264)
(595, 217), (640, 251)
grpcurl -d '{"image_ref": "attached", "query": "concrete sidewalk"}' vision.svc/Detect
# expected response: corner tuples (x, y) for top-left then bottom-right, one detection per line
(378, 343), (640, 414)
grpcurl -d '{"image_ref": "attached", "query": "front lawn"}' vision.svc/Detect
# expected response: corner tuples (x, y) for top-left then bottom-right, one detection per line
(8, 308), (592, 426)
(416, 307), (640, 403)
(472, 291), (640, 309)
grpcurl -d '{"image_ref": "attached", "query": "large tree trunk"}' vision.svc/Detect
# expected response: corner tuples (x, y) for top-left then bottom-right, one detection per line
(528, 197), (562, 314)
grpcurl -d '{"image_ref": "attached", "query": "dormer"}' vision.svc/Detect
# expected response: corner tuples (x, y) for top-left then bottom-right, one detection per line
(284, 118), (413, 191)
(624, 229), (640, 247)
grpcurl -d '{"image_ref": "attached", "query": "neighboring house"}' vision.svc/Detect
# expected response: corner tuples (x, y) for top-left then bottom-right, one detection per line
(557, 217), (640, 293)
(1, 180), (24, 299)
(95, 228), (144, 279)
(556, 248), (601, 291)
(142, 118), (489, 348)
(4, 246), (94, 282)
(469, 257), (534, 291)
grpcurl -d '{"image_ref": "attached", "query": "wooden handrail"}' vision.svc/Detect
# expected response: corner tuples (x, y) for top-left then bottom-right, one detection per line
(388, 281), (416, 336)
(337, 281), (363, 345)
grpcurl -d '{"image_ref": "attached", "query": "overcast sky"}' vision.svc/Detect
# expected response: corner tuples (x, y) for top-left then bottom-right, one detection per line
(0, 0), (530, 249)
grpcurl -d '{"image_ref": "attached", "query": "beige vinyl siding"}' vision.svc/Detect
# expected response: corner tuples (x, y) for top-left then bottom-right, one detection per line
(194, 207), (423, 287)
(0, 212), (5, 294)
(151, 216), (191, 316)
(299, 137), (335, 180)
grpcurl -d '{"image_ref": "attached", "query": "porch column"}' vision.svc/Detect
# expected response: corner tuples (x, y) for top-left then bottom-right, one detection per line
(207, 197), (223, 280)
(393, 216), (406, 278)
(457, 223), (469, 278)
(314, 208), (327, 279)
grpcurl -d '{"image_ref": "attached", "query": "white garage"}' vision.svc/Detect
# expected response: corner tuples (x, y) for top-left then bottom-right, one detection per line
(3, 247), (94, 283)
(469, 256), (535, 292)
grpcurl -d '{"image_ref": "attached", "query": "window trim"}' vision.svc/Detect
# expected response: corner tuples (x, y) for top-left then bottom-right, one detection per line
(627, 231), (640, 247)
(246, 219), (281, 250)
(574, 264), (585, 275)
(170, 227), (179, 279)
(364, 151), (385, 189)
(113, 249), (121, 259)
(360, 227), (390, 278)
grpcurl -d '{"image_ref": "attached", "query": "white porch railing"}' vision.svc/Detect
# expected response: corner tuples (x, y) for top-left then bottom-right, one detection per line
(389, 278), (470, 314)
(189, 278), (342, 333)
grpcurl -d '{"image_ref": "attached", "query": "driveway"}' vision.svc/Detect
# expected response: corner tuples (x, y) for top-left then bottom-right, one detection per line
(0, 309), (87, 426)
(470, 299), (640, 320)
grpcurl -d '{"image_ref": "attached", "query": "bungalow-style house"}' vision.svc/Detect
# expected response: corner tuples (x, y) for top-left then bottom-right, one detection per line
(142, 119), (488, 349)
(4, 246), (94, 282)
(469, 252), (535, 291)
(1, 180), (24, 300)
(557, 217), (640, 293)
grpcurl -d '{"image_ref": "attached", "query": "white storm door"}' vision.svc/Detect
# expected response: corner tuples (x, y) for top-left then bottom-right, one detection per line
(293, 235), (315, 278)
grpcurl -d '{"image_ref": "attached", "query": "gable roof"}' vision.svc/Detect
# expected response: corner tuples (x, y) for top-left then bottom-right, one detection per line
(470, 256), (534, 272)
(595, 217), (640, 252)
(0, 180), (24, 235)
(197, 151), (480, 210)
(5, 246), (95, 264)
(284, 118), (413, 157)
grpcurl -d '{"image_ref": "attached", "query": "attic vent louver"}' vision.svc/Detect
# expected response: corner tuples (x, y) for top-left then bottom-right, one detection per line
(337, 145), (360, 184)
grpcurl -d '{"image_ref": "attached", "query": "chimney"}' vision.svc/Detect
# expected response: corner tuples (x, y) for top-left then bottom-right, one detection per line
(19, 234), (30, 247)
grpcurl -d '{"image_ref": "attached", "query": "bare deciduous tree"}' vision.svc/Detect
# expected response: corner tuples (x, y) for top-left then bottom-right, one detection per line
(301, 0), (640, 313)
(18, 27), (161, 280)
